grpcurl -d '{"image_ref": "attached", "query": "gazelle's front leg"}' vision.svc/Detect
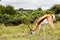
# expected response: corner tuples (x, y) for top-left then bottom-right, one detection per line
(37, 24), (41, 34)
(42, 26), (45, 36)
(37, 24), (45, 36)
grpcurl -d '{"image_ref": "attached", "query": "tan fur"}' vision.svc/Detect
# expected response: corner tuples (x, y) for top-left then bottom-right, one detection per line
(31, 14), (55, 35)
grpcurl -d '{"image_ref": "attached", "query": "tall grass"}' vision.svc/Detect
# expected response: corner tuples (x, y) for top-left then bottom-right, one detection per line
(0, 22), (60, 40)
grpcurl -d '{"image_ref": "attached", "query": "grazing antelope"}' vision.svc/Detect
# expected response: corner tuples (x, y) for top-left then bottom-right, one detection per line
(28, 14), (55, 35)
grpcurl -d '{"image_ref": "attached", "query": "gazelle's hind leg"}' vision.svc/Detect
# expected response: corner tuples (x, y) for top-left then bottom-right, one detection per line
(48, 21), (55, 35)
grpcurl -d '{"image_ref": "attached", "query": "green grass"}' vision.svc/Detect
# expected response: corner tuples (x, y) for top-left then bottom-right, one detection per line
(0, 22), (60, 40)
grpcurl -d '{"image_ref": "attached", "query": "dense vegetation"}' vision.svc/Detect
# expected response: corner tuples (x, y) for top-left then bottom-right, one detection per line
(0, 4), (60, 26)
(0, 4), (60, 40)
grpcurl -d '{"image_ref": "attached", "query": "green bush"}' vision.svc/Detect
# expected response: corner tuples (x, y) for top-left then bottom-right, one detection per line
(55, 14), (60, 21)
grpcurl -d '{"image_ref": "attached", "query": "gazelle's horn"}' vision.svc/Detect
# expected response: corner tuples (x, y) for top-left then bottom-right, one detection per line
(28, 24), (33, 34)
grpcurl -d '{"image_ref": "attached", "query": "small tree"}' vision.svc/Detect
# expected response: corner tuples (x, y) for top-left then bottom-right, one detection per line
(50, 4), (60, 14)
(5, 5), (16, 15)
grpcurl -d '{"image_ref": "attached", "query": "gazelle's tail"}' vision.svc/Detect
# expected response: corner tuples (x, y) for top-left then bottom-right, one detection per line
(52, 14), (55, 21)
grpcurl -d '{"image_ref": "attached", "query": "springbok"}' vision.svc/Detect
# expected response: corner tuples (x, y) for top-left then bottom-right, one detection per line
(28, 14), (55, 35)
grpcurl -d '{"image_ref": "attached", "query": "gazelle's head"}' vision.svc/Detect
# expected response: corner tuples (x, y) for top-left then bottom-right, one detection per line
(30, 30), (36, 35)
(28, 25), (36, 35)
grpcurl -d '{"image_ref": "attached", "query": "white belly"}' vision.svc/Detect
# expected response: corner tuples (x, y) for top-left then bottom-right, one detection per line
(40, 19), (48, 26)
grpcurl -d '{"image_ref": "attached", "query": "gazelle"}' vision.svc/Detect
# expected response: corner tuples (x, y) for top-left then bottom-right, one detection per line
(28, 14), (55, 35)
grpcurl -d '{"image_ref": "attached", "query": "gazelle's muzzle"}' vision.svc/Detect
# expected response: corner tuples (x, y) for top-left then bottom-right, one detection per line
(30, 31), (33, 34)
(30, 30), (35, 35)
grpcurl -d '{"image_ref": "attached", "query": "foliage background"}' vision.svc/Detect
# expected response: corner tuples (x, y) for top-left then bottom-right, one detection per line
(0, 4), (60, 26)
(0, 4), (60, 40)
